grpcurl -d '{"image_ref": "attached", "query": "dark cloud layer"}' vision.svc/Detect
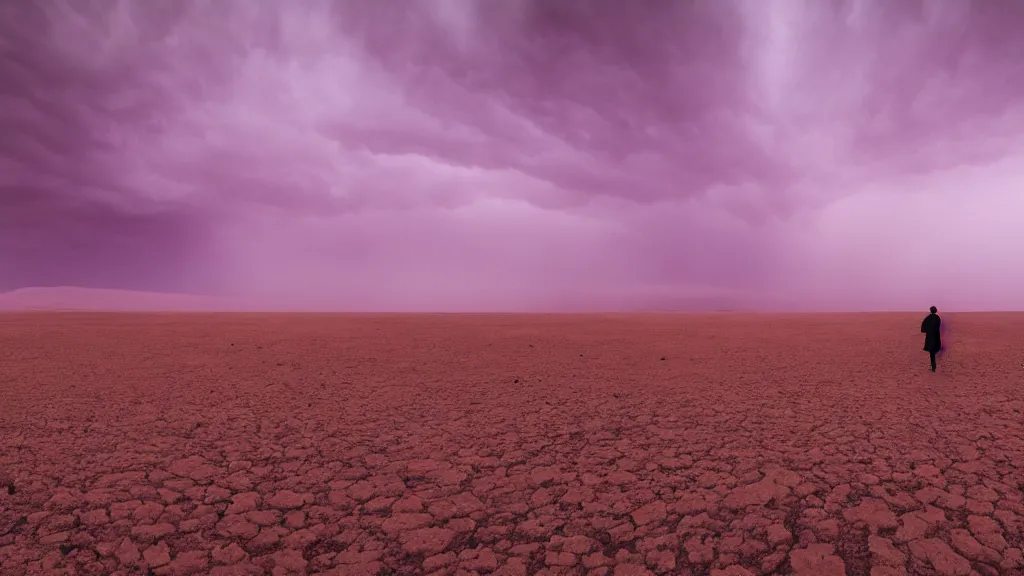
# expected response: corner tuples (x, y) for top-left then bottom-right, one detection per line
(2, 0), (1023, 310)
(0, 186), (213, 293)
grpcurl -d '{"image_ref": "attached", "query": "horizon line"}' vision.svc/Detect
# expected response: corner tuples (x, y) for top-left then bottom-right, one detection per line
(1, 286), (1015, 314)
(2, 309), (1020, 315)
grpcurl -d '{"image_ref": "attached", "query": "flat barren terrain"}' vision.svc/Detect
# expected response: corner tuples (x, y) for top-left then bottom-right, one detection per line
(1, 313), (1024, 576)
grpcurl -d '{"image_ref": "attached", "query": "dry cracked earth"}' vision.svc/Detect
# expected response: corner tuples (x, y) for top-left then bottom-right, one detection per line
(1, 312), (1024, 576)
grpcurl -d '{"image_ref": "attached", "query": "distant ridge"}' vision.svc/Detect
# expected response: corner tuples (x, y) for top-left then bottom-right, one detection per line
(0, 285), (788, 313)
(0, 287), (1006, 313)
(0, 287), (228, 312)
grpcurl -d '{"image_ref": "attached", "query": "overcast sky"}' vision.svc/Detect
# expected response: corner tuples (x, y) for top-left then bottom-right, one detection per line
(2, 0), (1023, 311)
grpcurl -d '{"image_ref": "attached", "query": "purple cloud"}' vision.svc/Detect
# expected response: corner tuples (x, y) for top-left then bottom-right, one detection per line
(2, 0), (1023, 310)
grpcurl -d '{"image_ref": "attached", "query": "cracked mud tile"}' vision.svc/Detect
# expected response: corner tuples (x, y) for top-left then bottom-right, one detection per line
(4, 313), (1024, 575)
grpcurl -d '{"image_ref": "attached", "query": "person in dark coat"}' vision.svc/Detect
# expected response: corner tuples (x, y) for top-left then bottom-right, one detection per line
(921, 306), (942, 372)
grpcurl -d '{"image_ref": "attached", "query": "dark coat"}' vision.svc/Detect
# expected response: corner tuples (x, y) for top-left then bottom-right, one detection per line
(921, 313), (942, 353)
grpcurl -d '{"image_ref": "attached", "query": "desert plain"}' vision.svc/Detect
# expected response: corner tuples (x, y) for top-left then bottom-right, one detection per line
(1, 312), (1023, 576)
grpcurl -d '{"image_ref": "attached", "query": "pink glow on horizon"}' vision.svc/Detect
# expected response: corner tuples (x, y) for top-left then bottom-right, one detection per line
(2, 1), (1023, 311)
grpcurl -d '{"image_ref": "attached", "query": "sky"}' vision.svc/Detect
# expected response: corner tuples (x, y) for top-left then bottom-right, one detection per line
(2, 0), (1023, 311)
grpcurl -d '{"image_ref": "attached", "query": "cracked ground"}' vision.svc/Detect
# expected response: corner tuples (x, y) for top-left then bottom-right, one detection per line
(1, 312), (1023, 576)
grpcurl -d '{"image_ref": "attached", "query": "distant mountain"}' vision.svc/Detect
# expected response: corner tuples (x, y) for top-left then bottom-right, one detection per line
(0, 285), (770, 313)
(0, 287), (229, 311)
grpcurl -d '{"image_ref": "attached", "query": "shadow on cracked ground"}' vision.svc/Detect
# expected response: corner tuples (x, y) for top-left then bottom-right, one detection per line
(1, 312), (1023, 575)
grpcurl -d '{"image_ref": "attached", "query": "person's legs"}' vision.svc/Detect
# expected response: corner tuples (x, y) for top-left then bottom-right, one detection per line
(929, 351), (936, 371)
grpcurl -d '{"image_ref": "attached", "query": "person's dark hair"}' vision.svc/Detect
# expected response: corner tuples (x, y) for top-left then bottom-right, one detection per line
(930, 306), (937, 314)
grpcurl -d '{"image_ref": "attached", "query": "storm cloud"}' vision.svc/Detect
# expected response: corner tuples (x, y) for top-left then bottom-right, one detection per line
(2, 0), (1023, 310)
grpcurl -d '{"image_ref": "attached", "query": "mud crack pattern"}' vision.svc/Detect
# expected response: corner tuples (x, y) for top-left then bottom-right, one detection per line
(1, 313), (1023, 576)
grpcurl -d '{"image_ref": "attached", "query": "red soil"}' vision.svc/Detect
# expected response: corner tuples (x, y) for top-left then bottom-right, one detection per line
(1, 312), (1023, 576)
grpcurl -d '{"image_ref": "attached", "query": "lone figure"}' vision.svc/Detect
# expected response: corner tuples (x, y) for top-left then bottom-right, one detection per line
(921, 306), (942, 372)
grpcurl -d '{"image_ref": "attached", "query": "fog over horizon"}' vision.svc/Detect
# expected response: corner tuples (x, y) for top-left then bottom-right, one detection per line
(3, 1), (1024, 312)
